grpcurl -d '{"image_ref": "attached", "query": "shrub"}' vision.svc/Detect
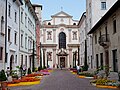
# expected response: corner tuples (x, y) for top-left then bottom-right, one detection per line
(27, 68), (31, 74)
(38, 66), (43, 71)
(0, 70), (7, 81)
(82, 65), (88, 71)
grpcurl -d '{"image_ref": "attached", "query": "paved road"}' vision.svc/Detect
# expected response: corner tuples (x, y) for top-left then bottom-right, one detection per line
(9, 69), (117, 90)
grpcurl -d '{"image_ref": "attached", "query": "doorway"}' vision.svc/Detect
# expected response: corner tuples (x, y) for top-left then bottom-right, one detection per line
(10, 55), (14, 71)
(60, 57), (65, 68)
(112, 49), (118, 72)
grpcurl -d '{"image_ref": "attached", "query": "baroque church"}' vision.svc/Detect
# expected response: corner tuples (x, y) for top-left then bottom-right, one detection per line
(40, 11), (80, 68)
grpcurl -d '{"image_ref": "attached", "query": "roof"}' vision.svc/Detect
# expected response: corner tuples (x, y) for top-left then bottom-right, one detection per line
(25, 0), (38, 21)
(88, 0), (120, 34)
(78, 12), (86, 27)
(13, 0), (23, 5)
(51, 11), (72, 18)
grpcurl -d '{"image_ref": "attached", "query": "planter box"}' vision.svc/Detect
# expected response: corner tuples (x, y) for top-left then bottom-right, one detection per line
(78, 76), (86, 78)
(8, 81), (40, 87)
(96, 85), (117, 89)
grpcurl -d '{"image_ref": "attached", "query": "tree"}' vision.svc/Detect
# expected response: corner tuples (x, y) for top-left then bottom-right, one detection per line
(0, 70), (7, 81)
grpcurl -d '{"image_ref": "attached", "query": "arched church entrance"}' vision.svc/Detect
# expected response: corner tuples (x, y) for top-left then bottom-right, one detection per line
(60, 57), (65, 68)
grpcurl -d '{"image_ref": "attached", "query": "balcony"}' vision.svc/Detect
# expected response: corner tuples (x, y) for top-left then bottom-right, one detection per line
(98, 34), (110, 48)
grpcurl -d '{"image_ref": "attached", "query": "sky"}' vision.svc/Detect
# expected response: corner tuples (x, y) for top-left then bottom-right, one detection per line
(31, 0), (86, 21)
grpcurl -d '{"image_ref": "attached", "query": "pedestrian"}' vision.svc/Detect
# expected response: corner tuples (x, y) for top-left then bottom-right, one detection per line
(76, 64), (80, 75)
(60, 64), (63, 70)
(20, 65), (23, 77)
(23, 65), (27, 76)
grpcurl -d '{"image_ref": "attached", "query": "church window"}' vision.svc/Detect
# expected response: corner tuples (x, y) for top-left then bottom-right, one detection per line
(73, 23), (76, 25)
(47, 52), (52, 61)
(48, 22), (51, 25)
(59, 32), (66, 49)
(47, 31), (52, 40)
(72, 31), (77, 40)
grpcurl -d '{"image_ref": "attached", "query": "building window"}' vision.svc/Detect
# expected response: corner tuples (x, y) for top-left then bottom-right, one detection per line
(8, 4), (11, 17)
(30, 41), (32, 50)
(25, 15), (27, 27)
(25, 55), (27, 67)
(8, 28), (11, 42)
(1, 16), (4, 34)
(28, 39), (30, 49)
(105, 25), (108, 41)
(15, 55), (17, 63)
(21, 55), (23, 65)
(101, 2), (106, 10)
(47, 31), (52, 40)
(100, 53), (103, 70)
(14, 32), (17, 44)
(21, 12), (23, 23)
(15, 12), (17, 22)
(96, 54), (99, 69)
(25, 37), (27, 49)
(0, 47), (3, 60)
(72, 31), (77, 40)
(112, 49), (118, 72)
(113, 19), (116, 34)
(21, 34), (23, 47)
(95, 34), (97, 44)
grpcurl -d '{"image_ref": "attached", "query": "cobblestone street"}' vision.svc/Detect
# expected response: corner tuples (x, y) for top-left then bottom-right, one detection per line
(9, 69), (116, 90)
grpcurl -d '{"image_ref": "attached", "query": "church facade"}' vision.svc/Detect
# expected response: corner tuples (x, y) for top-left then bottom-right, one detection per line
(40, 11), (80, 68)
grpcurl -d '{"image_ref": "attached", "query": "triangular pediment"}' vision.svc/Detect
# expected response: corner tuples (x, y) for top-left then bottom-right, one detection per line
(51, 11), (72, 17)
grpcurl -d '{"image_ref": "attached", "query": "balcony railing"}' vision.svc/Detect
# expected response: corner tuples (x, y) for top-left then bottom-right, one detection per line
(98, 34), (110, 48)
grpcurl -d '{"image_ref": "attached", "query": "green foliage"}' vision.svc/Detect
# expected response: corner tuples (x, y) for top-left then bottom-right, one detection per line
(0, 70), (7, 81)
(82, 65), (88, 71)
(34, 67), (38, 72)
(90, 79), (116, 86)
(79, 72), (94, 77)
(11, 70), (18, 79)
(27, 68), (31, 74)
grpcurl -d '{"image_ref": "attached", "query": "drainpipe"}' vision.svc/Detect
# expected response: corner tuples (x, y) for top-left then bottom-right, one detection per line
(78, 46), (80, 65)
(5, 0), (8, 67)
(32, 40), (35, 72)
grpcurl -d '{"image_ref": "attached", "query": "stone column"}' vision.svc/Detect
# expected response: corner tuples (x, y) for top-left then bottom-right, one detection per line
(43, 29), (46, 43)
(53, 29), (56, 43)
(53, 49), (56, 68)
(68, 29), (71, 43)
(43, 48), (46, 68)
(69, 48), (72, 68)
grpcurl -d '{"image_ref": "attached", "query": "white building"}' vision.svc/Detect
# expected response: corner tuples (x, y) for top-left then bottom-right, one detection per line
(19, 0), (38, 71)
(78, 12), (87, 67)
(6, 0), (23, 71)
(40, 11), (80, 68)
(0, 0), (6, 70)
(86, 0), (117, 69)
(88, 0), (120, 72)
